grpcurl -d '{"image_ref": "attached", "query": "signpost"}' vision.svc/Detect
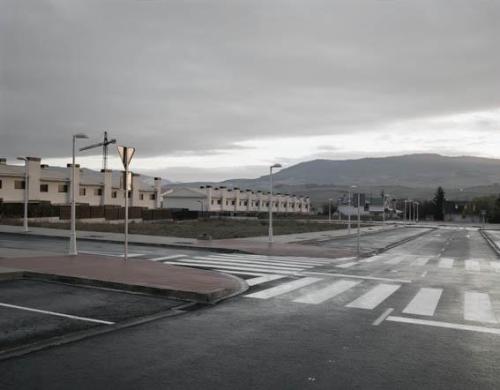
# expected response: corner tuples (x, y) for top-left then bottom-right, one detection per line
(117, 145), (135, 261)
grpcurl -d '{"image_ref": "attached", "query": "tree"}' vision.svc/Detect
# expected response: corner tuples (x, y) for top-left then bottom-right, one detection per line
(433, 186), (445, 221)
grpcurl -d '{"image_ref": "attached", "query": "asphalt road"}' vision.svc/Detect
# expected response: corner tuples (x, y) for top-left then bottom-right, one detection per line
(312, 226), (432, 252)
(1, 227), (500, 389)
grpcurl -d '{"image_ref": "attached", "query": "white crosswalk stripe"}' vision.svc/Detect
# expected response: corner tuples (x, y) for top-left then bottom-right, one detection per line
(346, 283), (401, 310)
(149, 254), (188, 262)
(464, 292), (497, 324)
(465, 260), (481, 272)
(438, 258), (454, 269)
(490, 262), (500, 272)
(186, 257), (304, 271)
(245, 277), (322, 299)
(246, 275), (288, 287)
(384, 257), (404, 265)
(160, 260), (299, 275)
(160, 253), (331, 276)
(411, 257), (430, 266)
(403, 288), (442, 316)
(80, 250), (144, 258)
(293, 280), (360, 304)
(336, 261), (358, 269)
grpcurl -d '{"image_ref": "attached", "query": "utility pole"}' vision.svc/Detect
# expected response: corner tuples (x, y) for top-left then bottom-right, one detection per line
(328, 198), (332, 223)
(118, 146), (135, 261)
(357, 192), (361, 257)
(268, 163), (282, 243)
(17, 157), (29, 232)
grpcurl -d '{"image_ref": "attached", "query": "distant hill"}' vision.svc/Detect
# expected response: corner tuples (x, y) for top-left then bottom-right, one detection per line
(172, 154), (500, 205)
(221, 154), (500, 189)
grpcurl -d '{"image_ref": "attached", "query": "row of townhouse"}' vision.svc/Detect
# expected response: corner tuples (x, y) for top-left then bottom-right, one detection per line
(162, 185), (311, 214)
(0, 157), (162, 209)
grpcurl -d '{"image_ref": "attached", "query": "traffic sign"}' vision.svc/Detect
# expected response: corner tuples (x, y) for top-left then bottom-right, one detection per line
(117, 145), (135, 168)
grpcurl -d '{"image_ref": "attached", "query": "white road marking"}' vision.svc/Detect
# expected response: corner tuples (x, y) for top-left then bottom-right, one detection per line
(214, 269), (267, 277)
(465, 260), (481, 272)
(80, 251), (143, 258)
(304, 271), (411, 284)
(438, 258), (454, 269)
(387, 316), (500, 336)
(246, 275), (288, 286)
(149, 254), (188, 262)
(0, 302), (115, 325)
(244, 277), (321, 299)
(200, 255), (315, 268)
(177, 258), (304, 271)
(161, 261), (298, 275)
(384, 257), (403, 265)
(293, 280), (360, 305)
(412, 257), (430, 267)
(490, 262), (500, 272)
(372, 308), (394, 326)
(359, 256), (383, 263)
(464, 292), (497, 323)
(346, 284), (401, 310)
(403, 288), (442, 316)
(336, 261), (357, 269)
(213, 254), (333, 265)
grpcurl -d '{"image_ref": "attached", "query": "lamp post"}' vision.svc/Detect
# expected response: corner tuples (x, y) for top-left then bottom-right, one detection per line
(196, 200), (204, 218)
(348, 188), (352, 234)
(328, 198), (332, 223)
(69, 133), (88, 255)
(16, 157), (29, 232)
(357, 191), (361, 257)
(268, 163), (282, 243)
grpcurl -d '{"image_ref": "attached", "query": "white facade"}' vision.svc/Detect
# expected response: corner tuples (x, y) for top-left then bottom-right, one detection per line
(162, 186), (311, 214)
(0, 157), (161, 209)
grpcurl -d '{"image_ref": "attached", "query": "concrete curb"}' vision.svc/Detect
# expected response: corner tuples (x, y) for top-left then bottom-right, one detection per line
(0, 269), (248, 304)
(479, 230), (500, 258)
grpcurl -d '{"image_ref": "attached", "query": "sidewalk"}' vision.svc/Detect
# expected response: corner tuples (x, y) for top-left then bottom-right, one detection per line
(0, 254), (247, 303)
(0, 223), (398, 258)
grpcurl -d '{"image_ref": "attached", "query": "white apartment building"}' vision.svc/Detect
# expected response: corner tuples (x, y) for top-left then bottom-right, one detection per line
(0, 157), (161, 209)
(162, 186), (311, 215)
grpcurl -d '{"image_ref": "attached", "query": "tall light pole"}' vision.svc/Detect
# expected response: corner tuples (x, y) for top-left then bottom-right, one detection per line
(357, 191), (361, 257)
(268, 163), (282, 243)
(70, 133), (88, 255)
(348, 188), (353, 234)
(17, 157), (29, 232)
(328, 198), (332, 223)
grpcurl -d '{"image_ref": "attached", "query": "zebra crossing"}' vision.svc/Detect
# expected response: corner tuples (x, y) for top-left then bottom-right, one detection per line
(339, 253), (500, 273)
(243, 275), (500, 327)
(153, 253), (341, 276)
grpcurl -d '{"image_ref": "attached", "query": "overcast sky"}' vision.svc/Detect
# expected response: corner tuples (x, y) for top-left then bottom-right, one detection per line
(1, 0), (499, 182)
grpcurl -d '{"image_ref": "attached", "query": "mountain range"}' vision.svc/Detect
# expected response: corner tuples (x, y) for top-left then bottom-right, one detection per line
(173, 154), (500, 205)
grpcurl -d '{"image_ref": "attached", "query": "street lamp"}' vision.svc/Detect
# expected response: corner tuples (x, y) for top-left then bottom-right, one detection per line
(196, 200), (204, 218)
(69, 133), (88, 255)
(328, 198), (332, 223)
(16, 157), (29, 232)
(268, 163), (282, 243)
(349, 185), (357, 234)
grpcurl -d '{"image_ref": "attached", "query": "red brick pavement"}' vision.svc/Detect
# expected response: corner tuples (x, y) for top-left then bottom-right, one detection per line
(0, 254), (246, 303)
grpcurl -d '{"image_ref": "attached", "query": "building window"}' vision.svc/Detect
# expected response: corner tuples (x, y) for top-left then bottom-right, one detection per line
(40, 184), (49, 193)
(140, 194), (144, 200)
(94, 188), (103, 196)
(15, 180), (25, 190)
(231, 200), (235, 206)
(58, 184), (68, 193)
(112, 191), (117, 199)
(0, 179), (2, 189)
(211, 200), (215, 205)
(217, 200), (221, 205)
(149, 193), (156, 200)
(128, 191), (132, 199)
(79, 187), (86, 196)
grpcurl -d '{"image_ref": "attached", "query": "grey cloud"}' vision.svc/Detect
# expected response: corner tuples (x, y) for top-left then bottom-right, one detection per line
(1, 0), (499, 160)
